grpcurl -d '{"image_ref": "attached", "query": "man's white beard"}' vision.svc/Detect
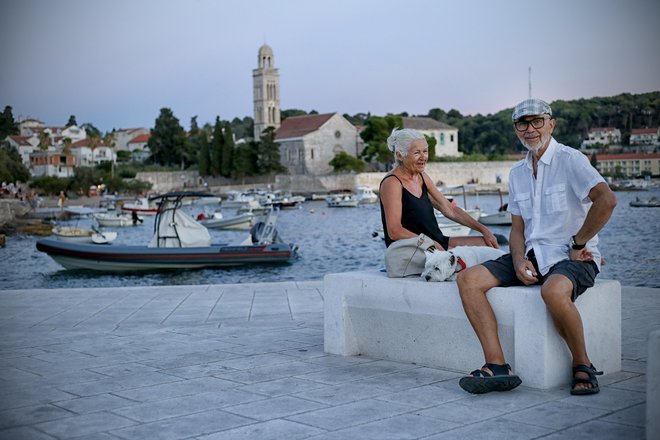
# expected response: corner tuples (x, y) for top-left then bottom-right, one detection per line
(522, 132), (550, 152)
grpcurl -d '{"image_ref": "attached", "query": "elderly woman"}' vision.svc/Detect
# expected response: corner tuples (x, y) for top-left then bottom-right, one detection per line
(380, 128), (498, 253)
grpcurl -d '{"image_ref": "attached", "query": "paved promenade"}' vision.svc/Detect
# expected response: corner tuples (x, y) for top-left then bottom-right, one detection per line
(0, 281), (656, 439)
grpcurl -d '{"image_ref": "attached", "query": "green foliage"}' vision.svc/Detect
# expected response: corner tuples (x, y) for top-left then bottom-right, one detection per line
(80, 122), (101, 138)
(231, 142), (256, 180)
(359, 114), (403, 165)
(147, 108), (188, 168)
(425, 135), (437, 160)
(0, 106), (19, 139)
(425, 91), (660, 155)
(229, 116), (253, 140)
(281, 109), (308, 120)
(590, 153), (598, 169)
(29, 176), (71, 195)
(30, 165), (151, 196)
(256, 127), (286, 174)
(221, 122), (234, 177)
(66, 115), (77, 127)
(0, 144), (29, 183)
(211, 117), (224, 176)
(329, 151), (366, 172)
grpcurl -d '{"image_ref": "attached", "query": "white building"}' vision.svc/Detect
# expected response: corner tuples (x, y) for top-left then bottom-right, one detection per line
(112, 128), (150, 151)
(402, 117), (461, 157)
(70, 139), (116, 167)
(582, 127), (622, 148)
(5, 135), (38, 167)
(126, 133), (151, 162)
(630, 127), (659, 146)
(275, 113), (361, 175)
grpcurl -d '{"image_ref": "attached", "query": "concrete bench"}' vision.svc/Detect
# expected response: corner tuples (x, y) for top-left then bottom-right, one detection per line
(323, 270), (621, 390)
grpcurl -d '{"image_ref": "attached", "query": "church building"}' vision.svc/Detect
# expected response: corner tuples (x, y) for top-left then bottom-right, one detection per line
(252, 44), (281, 139)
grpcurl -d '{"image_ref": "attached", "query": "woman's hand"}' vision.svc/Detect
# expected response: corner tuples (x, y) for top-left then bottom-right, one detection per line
(481, 229), (499, 249)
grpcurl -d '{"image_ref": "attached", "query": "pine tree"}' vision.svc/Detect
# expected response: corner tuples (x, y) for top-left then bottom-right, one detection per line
(221, 122), (234, 177)
(210, 117), (224, 177)
(147, 108), (187, 167)
(0, 106), (19, 139)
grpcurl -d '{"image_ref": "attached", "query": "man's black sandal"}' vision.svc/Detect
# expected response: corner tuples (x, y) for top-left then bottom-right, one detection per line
(459, 363), (522, 394)
(570, 363), (602, 395)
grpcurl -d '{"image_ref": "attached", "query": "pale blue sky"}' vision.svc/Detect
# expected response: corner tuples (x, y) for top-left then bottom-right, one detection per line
(1, 0), (659, 132)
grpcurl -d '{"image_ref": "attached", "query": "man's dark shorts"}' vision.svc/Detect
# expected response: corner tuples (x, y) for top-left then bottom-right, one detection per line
(481, 252), (599, 301)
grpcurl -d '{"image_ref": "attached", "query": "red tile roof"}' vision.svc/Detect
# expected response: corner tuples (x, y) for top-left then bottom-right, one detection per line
(7, 135), (32, 145)
(594, 153), (660, 160)
(128, 134), (150, 144)
(274, 113), (335, 140)
(631, 128), (658, 135)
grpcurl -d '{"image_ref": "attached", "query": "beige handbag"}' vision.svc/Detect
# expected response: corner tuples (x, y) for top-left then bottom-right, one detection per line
(384, 233), (436, 278)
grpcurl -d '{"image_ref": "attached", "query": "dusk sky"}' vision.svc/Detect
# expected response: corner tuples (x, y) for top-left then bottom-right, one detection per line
(1, 0), (659, 133)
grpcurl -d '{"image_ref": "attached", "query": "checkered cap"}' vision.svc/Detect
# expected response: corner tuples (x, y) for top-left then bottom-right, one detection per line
(512, 98), (552, 121)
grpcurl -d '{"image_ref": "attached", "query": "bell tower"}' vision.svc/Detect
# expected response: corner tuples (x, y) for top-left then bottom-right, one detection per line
(252, 44), (281, 140)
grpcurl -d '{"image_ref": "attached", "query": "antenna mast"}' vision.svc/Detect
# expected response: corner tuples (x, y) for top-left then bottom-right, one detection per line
(528, 66), (532, 98)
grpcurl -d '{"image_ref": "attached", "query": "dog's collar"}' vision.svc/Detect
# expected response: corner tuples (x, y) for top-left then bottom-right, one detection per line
(455, 256), (467, 273)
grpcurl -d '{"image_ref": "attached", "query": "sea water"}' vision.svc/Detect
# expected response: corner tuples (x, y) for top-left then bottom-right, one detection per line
(1, 190), (658, 290)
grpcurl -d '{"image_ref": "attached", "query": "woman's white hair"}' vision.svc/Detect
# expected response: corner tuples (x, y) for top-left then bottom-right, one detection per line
(387, 128), (426, 166)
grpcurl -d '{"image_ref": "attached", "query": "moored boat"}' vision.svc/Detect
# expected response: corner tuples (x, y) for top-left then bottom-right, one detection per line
(52, 226), (117, 244)
(356, 186), (378, 204)
(37, 192), (299, 272)
(93, 212), (144, 227)
(197, 212), (255, 230)
(120, 197), (159, 215)
(326, 192), (359, 208)
(629, 196), (660, 207)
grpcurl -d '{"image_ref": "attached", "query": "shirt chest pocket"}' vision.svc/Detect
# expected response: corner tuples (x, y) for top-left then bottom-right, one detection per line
(513, 192), (532, 219)
(545, 184), (567, 213)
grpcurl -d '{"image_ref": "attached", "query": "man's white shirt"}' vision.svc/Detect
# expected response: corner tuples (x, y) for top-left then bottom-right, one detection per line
(508, 138), (606, 275)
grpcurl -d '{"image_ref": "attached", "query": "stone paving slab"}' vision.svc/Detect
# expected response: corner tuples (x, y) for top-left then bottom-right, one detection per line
(0, 281), (655, 439)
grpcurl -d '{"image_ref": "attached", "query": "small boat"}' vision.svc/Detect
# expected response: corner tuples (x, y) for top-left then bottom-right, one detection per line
(197, 212), (255, 230)
(121, 197), (159, 215)
(93, 212), (144, 227)
(629, 196), (660, 207)
(326, 192), (359, 208)
(356, 186), (378, 204)
(37, 192), (299, 272)
(478, 189), (512, 226)
(52, 226), (117, 244)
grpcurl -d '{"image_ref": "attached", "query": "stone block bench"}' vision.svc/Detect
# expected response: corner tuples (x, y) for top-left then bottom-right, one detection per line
(323, 270), (621, 390)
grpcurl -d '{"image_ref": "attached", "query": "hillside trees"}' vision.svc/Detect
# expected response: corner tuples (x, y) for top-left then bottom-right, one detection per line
(359, 114), (403, 168)
(0, 106), (19, 139)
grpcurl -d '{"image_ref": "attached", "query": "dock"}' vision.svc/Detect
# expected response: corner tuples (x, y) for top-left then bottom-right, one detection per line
(0, 281), (656, 439)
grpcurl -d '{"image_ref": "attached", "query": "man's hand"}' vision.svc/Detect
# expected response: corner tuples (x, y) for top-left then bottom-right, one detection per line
(514, 256), (538, 285)
(569, 248), (593, 261)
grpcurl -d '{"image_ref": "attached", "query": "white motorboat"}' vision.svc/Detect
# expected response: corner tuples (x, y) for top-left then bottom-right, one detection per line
(37, 192), (300, 272)
(356, 186), (378, 204)
(52, 226), (117, 244)
(478, 210), (512, 226)
(93, 212), (144, 227)
(326, 192), (359, 208)
(197, 211), (255, 230)
(121, 197), (159, 215)
(478, 189), (512, 226)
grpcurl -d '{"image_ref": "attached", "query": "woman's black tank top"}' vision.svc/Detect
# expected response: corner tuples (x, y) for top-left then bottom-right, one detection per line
(379, 174), (449, 250)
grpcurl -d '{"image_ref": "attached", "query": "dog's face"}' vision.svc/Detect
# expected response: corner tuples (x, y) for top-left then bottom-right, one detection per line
(422, 249), (457, 282)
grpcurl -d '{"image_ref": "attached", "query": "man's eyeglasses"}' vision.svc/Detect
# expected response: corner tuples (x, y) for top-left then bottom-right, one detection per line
(514, 116), (550, 132)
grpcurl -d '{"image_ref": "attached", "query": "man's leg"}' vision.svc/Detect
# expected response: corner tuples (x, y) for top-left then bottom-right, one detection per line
(540, 274), (593, 392)
(456, 265), (506, 366)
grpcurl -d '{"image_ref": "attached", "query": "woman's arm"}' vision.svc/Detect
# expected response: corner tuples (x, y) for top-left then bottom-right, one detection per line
(422, 173), (498, 248)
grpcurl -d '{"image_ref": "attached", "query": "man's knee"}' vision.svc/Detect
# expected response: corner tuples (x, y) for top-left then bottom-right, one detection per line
(456, 265), (497, 294)
(540, 275), (574, 305)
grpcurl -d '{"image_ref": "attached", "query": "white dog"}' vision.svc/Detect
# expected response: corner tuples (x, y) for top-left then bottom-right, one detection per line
(422, 246), (506, 282)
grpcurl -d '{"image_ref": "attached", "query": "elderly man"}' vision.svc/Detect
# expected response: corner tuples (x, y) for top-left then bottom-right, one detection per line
(456, 98), (617, 395)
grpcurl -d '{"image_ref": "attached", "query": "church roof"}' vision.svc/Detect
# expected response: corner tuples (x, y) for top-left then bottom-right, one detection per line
(403, 117), (456, 130)
(275, 113), (336, 140)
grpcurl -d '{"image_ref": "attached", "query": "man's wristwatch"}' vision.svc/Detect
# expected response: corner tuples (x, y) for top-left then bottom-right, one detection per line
(570, 235), (586, 250)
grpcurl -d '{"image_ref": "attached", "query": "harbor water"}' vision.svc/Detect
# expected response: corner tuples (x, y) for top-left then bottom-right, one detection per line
(1, 190), (658, 290)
